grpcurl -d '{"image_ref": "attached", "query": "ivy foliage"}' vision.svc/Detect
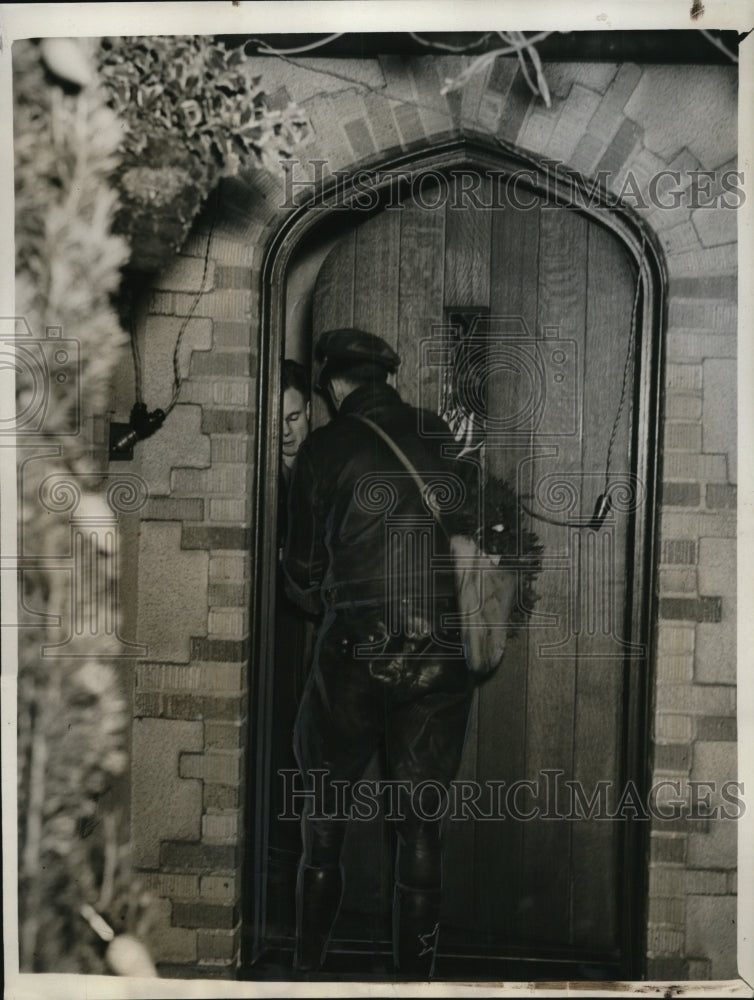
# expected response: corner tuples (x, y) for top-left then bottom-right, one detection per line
(96, 36), (308, 266)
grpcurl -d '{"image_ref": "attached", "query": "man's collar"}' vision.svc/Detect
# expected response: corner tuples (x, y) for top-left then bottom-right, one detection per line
(339, 382), (401, 416)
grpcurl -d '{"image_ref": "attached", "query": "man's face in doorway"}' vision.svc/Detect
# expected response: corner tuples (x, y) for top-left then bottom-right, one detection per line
(281, 386), (310, 469)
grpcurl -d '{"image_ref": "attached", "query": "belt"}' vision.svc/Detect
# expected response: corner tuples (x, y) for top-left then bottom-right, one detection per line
(323, 582), (457, 611)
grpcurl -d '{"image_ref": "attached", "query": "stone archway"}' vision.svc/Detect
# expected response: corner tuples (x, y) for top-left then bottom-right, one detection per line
(244, 136), (666, 978)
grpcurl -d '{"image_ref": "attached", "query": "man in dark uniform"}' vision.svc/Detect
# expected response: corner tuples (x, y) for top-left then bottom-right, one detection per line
(283, 328), (474, 978)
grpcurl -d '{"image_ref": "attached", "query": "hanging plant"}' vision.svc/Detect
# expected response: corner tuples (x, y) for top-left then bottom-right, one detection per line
(96, 36), (309, 269)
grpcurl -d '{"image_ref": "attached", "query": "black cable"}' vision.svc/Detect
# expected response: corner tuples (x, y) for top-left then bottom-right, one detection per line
(165, 192), (219, 416)
(518, 229), (646, 530)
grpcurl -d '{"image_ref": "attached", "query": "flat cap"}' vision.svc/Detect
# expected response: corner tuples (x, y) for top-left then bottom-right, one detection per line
(314, 327), (400, 390)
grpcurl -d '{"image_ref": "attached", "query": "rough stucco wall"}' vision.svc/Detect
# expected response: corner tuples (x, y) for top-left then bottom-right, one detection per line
(122, 53), (738, 979)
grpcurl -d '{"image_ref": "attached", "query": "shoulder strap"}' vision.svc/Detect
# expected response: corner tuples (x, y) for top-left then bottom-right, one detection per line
(349, 412), (449, 538)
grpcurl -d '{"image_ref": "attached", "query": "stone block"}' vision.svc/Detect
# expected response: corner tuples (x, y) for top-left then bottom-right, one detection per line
(212, 381), (250, 407)
(664, 394), (702, 422)
(661, 541), (697, 566)
(669, 275), (737, 299)
(623, 65), (737, 167)
(659, 567), (696, 594)
(685, 894), (737, 979)
(143, 497), (204, 522)
(138, 403), (210, 498)
(650, 834), (686, 864)
(182, 526), (251, 550)
(191, 351), (252, 378)
(663, 423), (702, 452)
(136, 662), (244, 694)
(646, 957), (687, 979)
(694, 622), (735, 684)
(669, 299), (737, 333)
(200, 874), (238, 904)
(172, 902), (240, 930)
(137, 522), (208, 662)
(666, 331), (737, 363)
(659, 596), (721, 623)
(197, 927), (241, 962)
(654, 713), (692, 743)
(666, 363), (703, 391)
(663, 453), (727, 483)
(201, 408), (250, 434)
(666, 243), (737, 278)
(696, 716), (737, 742)
(204, 721), (246, 750)
(201, 811), (240, 842)
(172, 464), (247, 497)
(545, 85), (602, 162)
(204, 784), (241, 810)
(692, 205), (738, 248)
(648, 896), (685, 925)
(654, 743), (692, 772)
(657, 625), (695, 653)
(392, 102), (425, 147)
(135, 693), (246, 722)
(190, 636), (249, 662)
(543, 62), (618, 99)
(646, 924), (684, 955)
(596, 118), (642, 183)
(152, 256), (215, 293)
(208, 608), (247, 639)
(131, 718), (203, 868)
(698, 536), (736, 602)
(213, 321), (251, 349)
(141, 873), (199, 899)
(685, 869), (727, 894)
(705, 484), (736, 509)
(500, 72), (533, 145)
(656, 654), (694, 685)
(179, 751), (242, 785)
(142, 317), (213, 409)
(702, 359), (737, 482)
(661, 482), (700, 507)
(148, 899), (198, 964)
(659, 510), (736, 542)
(210, 436), (249, 463)
(160, 840), (239, 872)
(209, 553), (248, 582)
(659, 222), (701, 256)
(648, 864), (684, 898)
(208, 499), (248, 523)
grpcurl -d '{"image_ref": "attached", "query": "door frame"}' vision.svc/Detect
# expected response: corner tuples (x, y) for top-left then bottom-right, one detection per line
(243, 136), (667, 979)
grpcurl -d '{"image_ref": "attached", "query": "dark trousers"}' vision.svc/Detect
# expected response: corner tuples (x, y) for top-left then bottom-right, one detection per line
(292, 602), (473, 973)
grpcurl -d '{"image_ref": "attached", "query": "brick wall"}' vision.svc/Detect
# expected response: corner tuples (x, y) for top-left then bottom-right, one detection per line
(123, 54), (738, 978)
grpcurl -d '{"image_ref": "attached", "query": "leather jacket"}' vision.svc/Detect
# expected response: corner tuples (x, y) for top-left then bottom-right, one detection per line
(283, 383), (466, 618)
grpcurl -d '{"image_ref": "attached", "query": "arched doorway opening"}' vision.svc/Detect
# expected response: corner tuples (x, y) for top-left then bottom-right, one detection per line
(244, 138), (665, 980)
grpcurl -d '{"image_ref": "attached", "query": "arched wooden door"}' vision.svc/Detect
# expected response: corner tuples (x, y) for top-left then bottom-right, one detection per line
(302, 173), (650, 976)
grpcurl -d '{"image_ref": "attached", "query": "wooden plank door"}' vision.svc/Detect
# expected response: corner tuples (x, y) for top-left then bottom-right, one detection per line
(304, 175), (641, 969)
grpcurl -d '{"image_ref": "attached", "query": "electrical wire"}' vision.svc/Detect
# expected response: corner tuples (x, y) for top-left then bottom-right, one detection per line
(699, 29), (739, 64)
(603, 228), (645, 493)
(165, 198), (219, 416)
(246, 33), (344, 57)
(440, 31), (554, 97)
(519, 228), (647, 530)
(408, 31), (493, 54)
(128, 294), (144, 405)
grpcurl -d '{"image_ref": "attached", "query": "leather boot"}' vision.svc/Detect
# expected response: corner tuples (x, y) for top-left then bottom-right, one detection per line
(293, 864), (344, 973)
(392, 882), (442, 979)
